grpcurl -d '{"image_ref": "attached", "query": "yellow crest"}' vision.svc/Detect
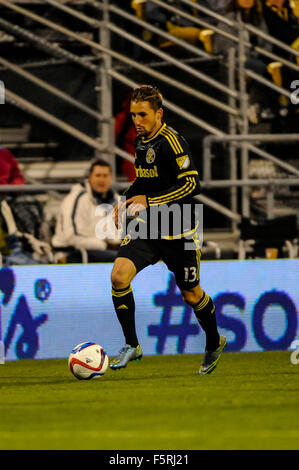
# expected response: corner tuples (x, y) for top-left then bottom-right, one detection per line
(121, 234), (132, 246)
(146, 147), (156, 164)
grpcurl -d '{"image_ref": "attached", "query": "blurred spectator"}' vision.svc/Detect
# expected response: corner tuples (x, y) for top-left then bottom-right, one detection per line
(213, 0), (265, 54)
(131, 0), (215, 53)
(0, 146), (26, 185)
(247, 0), (299, 122)
(207, 0), (275, 123)
(206, 0), (232, 11)
(262, 0), (299, 54)
(290, 0), (299, 18)
(115, 93), (136, 182)
(52, 159), (121, 263)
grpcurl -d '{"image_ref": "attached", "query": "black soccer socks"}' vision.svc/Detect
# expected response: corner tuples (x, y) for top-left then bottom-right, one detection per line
(193, 292), (220, 351)
(112, 285), (139, 348)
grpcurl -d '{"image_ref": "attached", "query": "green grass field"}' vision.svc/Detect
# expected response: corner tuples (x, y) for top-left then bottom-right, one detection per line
(0, 351), (298, 450)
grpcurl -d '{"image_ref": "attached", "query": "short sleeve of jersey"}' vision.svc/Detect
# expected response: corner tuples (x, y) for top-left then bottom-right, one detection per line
(160, 127), (195, 176)
(146, 127), (200, 206)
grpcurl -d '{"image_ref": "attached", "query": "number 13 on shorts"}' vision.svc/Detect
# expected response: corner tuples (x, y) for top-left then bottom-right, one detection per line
(184, 266), (197, 282)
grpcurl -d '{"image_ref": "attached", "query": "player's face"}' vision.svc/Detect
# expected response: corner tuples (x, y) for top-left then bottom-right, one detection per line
(130, 100), (163, 138)
(89, 165), (112, 194)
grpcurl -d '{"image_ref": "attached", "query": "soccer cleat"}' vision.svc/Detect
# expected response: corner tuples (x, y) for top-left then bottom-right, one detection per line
(199, 335), (227, 375)
(109, 344), (143, 370)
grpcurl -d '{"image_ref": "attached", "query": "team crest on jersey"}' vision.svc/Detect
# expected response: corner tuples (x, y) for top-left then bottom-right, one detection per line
(121, 234), (132, 246)
(176, 155), (190, 170)
(146, 147), (156, 164)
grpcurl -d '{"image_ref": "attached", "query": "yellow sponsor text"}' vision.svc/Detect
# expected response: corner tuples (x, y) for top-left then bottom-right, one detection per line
(135, 165), (159, 178)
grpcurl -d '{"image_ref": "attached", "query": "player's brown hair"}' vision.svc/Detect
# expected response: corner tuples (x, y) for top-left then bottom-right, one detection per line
(131, 85), (163, 112)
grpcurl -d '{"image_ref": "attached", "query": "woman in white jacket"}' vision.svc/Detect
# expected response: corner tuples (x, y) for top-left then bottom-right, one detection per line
(52, 159), (121, 262)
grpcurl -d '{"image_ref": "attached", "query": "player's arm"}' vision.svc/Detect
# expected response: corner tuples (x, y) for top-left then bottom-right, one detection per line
(122, 177), (143, 200)
(146, 133), (200, 207)
(113, 178), (145, 228)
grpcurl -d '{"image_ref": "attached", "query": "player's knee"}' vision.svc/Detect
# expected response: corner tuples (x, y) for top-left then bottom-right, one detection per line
(180, 286), (203, 306)
(111, 269), (128, 289)
(181, 290), (196, 305)
(111, 264), (134, 289)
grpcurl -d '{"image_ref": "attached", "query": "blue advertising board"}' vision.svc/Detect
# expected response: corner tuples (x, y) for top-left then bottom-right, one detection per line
(0, 259), (298, 360)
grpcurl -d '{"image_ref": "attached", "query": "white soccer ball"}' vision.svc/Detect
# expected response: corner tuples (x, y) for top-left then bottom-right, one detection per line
(68, 342), (109, 380)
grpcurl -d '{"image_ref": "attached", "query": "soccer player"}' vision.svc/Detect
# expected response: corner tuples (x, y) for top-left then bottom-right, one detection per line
(110, 85), (226, 375)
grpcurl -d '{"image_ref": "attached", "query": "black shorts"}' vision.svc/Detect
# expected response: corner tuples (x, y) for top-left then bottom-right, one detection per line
(116, 234), (201, 290)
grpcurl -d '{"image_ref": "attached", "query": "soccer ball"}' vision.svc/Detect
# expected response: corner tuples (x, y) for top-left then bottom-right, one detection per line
(68, 342), (109, 380)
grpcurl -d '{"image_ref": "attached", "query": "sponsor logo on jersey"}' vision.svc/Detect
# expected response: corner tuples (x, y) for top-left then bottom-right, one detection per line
(146, 147), (156, 164)
(176, 155), (190, 170)
(135, 165), (159, 178)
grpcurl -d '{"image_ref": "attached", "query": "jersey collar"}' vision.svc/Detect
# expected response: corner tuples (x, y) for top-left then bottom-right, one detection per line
(141, 122), (166, 143)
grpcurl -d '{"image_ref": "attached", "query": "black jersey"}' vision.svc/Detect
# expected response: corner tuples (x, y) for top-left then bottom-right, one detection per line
(124, 122), (201, 239)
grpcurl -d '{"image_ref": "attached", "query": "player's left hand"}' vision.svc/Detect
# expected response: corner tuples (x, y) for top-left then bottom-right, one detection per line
(126, 195), (148, 217)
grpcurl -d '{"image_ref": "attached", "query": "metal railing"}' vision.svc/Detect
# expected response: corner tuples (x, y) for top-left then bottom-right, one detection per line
(0, 0), (227, 134)
(0, 17), (98, 72)
(0, 56), (107, 122)
(0, 0), (230, 139)
(203, 134), (299, 220)
(0, 181), (130, 193)
(204, 134), (299, 182)
(4, 88), (108, 152)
